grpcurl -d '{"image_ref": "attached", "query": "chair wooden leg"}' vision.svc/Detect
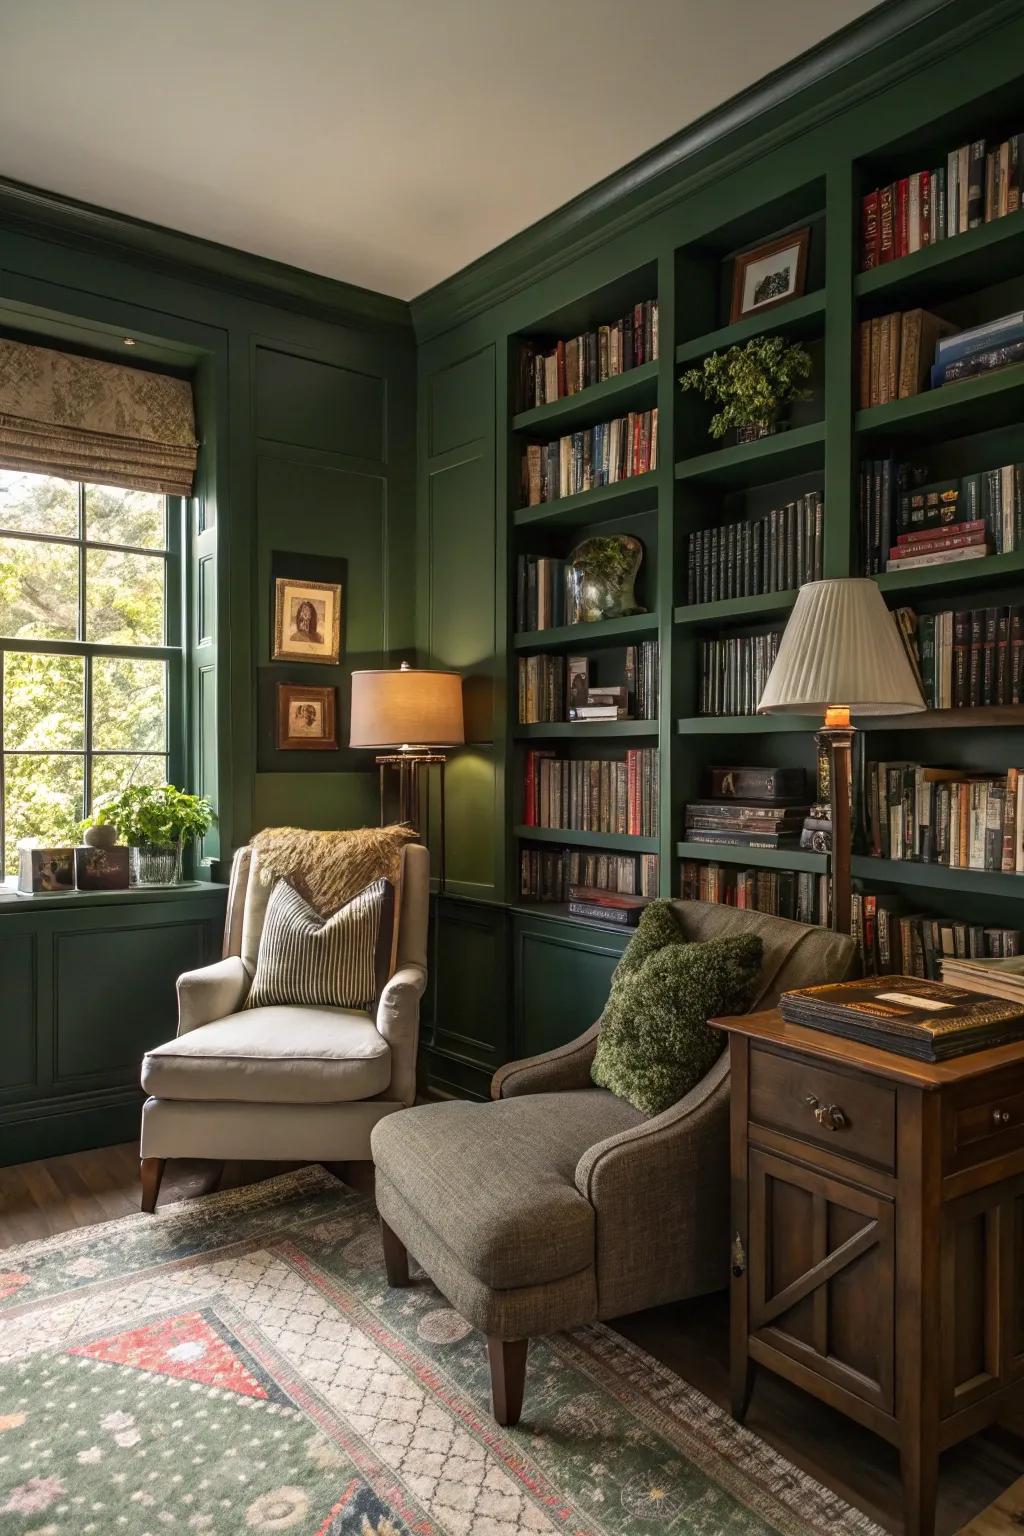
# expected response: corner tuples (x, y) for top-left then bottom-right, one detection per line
(487, 1336), (528, 1427)
(380, 1218), (410, 1286)
(140, 1157), (166, 1214)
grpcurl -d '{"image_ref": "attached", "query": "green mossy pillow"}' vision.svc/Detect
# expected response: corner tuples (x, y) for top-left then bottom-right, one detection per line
(591, 901), (762, 1117)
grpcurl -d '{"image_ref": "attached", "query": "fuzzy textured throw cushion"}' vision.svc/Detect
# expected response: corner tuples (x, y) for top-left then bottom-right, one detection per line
(591, 901), (762, 1116)
(245, 877), (393, 1011)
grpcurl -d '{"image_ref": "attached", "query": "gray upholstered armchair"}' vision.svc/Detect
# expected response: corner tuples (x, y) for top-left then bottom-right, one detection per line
(372, 900), (856, 1425)
(139, 840), (430, 1212)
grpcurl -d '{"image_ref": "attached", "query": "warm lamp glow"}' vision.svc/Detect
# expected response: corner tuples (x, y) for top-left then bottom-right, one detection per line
(824, 705), (851, 728)
(349, 664), (464, 749)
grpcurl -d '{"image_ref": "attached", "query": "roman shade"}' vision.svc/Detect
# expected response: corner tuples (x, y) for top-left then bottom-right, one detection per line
(0, 337), (198, 496)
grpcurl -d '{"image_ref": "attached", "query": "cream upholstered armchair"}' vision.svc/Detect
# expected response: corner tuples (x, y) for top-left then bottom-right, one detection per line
(138, 840), (429, 1212)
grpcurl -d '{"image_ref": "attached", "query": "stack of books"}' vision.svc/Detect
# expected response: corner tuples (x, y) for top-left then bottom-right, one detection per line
(780, 975), (1024, 1062)
(858, 457), (1022, 575)
(698, 631), (782, 717)
(518, 644), (659, 725)
(860, 132), (1024, 271)
(514, 556), (565, 632)
(517, 301), (658, 410)
(864, 760), (1024, 871)
(931, 310), (1024, 388)
(520, 847), (659, 903)
(569, 683), (629, 722)
(685, 492), (823, 605)
(522, 408), (657, 506)
(858, 309), (954, 406)
(683, 800), (808, 851)
(941, 954), (1024, 1003)
(567, 886), (650, 928)
(521, 748), (659, 836)
(850, 893), (1021, 979)
(892, 604), (1024, 709)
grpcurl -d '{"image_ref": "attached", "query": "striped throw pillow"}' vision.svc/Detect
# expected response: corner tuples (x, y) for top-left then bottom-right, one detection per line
(245, 878), (392, 1011)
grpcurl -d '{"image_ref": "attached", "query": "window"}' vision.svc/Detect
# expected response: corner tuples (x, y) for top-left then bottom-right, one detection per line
(0, 469), (181, 874)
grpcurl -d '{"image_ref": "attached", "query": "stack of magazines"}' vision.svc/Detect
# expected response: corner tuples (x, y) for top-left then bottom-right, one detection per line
(940, 954), (1024, 1005)
(779, 975), (1024, 1061)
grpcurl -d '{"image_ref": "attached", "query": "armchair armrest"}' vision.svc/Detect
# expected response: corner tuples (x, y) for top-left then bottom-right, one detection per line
(491, 1022), (601, 1100)
(376, 963), (427, 1106)
(177, 955), (249, 1035)
(574, 1051), (732, 1317)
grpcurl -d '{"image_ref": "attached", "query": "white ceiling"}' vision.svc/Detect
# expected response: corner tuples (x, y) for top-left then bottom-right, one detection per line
(0, 0), (878, 301)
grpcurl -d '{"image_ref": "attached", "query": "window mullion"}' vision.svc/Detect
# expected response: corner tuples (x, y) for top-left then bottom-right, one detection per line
(83, 654), (93, 819)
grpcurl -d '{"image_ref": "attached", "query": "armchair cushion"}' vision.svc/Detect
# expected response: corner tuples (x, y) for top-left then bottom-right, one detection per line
(245, 877), (393, 1011)
(141, 1005), (390, 1103)
(371, 1089), (643, 1290)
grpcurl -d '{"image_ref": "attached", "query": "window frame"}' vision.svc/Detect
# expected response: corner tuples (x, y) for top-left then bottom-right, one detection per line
(0, 479), (185, 870)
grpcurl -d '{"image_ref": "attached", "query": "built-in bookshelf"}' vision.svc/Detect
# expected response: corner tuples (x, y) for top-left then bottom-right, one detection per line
(498, 89), (1024, 945)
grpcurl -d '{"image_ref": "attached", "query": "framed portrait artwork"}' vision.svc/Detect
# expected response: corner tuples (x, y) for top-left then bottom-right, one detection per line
(272, 577), (342, 666)
(276, 683), (338, 751)
(730, 228), (810, 323)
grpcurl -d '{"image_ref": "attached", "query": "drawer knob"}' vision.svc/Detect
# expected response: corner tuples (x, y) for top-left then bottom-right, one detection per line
(806, 1094), (848, 1131)
(993, 1108), (1012, 1127)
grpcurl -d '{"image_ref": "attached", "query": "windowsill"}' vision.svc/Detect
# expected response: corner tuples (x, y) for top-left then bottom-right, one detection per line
(0, 878), (228, 912)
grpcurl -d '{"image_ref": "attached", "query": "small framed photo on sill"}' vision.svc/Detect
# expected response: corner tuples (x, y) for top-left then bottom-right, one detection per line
(272, 577), (342, 665)
(730, 228), (809, 323)
(276, 683), (338, 751)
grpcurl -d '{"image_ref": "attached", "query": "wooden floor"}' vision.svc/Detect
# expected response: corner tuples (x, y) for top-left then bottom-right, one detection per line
(2, 1145), (1024, 1536)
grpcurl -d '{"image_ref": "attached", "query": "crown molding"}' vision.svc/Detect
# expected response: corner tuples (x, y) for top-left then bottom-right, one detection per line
(0, 176), (414, 336)
(410, 0), (1016, 342)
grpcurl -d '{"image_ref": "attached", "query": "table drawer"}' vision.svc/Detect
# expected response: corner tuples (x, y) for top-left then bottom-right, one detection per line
(748, 1044), (897, 1173)
(947, 1068), (1024, 1172)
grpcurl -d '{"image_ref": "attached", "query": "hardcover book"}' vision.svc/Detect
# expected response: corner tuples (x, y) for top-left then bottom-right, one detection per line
(780, 974), (1024, 1060)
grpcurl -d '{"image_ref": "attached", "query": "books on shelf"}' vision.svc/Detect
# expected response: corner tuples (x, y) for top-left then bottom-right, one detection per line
(683, 798), (809, 849)
(624, 642), (659, 721)
(680, 859), (830, 925)
(518, 643), (658, 724)
(860, 132), (1024, 271)
(517, 300), (658, 412)
(685, 492), (822, 605)
(522, 408), (657, 506)
(517, 654), (565, 722)
(698, 630), (782, 717)
(522, 748), (659, 837)
(857, 309), (956, 407)
(779, 974), (1024, 1061)
(515, 556), (565, 632)
(567, 886), (649, 927)
(520, 846), (659, 903)
(940, 954), (1024, 1003)
(863, 760), (1024, 871)
(851, 892), (1021, 979)
(858, 457), (1022, 575)
(891, 604), (1024, 708)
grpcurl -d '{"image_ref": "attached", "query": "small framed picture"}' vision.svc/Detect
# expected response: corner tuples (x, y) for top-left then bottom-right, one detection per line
(276, 683), (338, 751)
(75, 845), (130, 891)
(18, 847), (75, 895)
(730, 228), (810, 323)
(272, 578), (342, 666)
(566, 655), (590, 713)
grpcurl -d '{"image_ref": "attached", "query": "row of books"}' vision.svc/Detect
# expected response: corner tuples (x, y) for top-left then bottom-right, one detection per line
(860, 133), (1024, 271)
(894, 604), (1024, 709)
(863, 762), (1024, 872)
(514, 555), (565, 632)
(858, 459), (1023, 575)
(521, 749), (659, 837)
(683, 798), (810, 851)
(522, 409), (657, 506)
(857, 308), (951, 407)
(684, 493), (823, 605)
(517, 301), (658, 411)
(680, 860), (830, 925)
(698, 630), (782, 717)
(520, 847), (659, 902)
(851, 891), (1021, 979)
(517, 643), (659, 724)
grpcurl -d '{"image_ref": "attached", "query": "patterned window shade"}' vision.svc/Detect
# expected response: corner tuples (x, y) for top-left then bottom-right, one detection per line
(0, 337), (197, 497)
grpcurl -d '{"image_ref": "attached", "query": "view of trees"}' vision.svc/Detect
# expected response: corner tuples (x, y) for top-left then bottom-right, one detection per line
(0, 470), (170, 874)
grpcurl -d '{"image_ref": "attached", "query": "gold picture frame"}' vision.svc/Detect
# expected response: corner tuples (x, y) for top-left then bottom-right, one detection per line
(272, 577), (342, 665)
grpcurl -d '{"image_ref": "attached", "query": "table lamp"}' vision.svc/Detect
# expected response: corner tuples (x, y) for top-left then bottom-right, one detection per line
(757, 578), (925, 934)
(349, 662), (464, 887)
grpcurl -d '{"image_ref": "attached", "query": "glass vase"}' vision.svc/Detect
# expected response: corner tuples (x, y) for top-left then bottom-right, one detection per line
(130, 841), (183, 887)
(564, 534), (645, 625)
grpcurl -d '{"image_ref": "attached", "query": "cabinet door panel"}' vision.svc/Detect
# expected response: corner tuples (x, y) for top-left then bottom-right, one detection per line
(749, 1148), (894, 1413)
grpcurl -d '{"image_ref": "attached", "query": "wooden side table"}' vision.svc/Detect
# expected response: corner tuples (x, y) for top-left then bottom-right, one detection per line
(713, 1008), (1024, 1536)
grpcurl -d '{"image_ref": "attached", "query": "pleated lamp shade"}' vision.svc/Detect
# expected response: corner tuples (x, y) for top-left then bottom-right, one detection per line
(349, 664), (464, 748)
(758, 579), (926, 717)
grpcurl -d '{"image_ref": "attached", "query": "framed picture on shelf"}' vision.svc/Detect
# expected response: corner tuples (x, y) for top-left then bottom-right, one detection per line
(730, 228), (809, 323)
(567, 655), (590, 713)
(275, 683), (338, 751)
(272, 577), (342, 665)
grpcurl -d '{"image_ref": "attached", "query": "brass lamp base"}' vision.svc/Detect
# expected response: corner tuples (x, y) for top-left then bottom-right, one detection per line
(375, 752), (448, 890)
(817, 713), (854, 936)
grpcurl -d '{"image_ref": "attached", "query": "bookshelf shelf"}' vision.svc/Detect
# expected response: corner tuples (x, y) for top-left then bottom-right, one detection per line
(676, 714), (821, 735)
(514, 720), (659, 739)
(855, 363), (1024, 443)
(676, 840), (827, 873)
(859, 705), (1024, 730)
(512, 472), (658, 530)
(517, 825), (660, 853)
(675, 290), (826, 364)
(511, 360), (658, 434)
(673, 590), (798, 629)
(850, 855), (1024, 899)
(509, 900), (633, 938)
(674, 420), (825, 489)
(512, 613), (658, 652)
(854, 207), (1024, 306)
(875, 547), (1024, 596)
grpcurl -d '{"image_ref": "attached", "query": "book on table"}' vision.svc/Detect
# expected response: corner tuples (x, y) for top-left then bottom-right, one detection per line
(779, 974), (1024, 1061)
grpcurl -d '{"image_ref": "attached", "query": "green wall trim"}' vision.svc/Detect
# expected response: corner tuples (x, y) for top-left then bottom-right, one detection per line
(0, 174), (413, 335)
(409, 0), (1011, 341)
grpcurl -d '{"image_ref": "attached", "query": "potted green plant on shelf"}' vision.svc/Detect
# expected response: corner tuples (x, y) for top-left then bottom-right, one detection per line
(83, 784), (215, 887)
(679, 335), (813, 444)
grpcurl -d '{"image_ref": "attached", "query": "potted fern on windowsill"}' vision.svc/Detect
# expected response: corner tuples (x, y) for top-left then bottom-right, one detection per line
(679, 335), (813, 445)
(84, 784), (214, 887)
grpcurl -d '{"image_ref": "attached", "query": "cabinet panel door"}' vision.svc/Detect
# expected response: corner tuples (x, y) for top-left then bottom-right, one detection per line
(942, 1173), (1024, 1411)
(749, 1148), (894, 1413)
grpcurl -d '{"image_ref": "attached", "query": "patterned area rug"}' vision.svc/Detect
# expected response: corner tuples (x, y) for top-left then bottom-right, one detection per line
(0, 1166), (882, 1535)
